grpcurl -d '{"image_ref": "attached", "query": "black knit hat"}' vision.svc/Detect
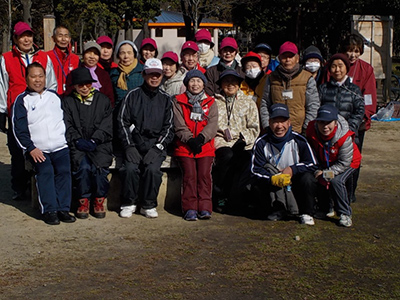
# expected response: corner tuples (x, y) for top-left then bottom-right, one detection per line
(302, 45), (323, 64)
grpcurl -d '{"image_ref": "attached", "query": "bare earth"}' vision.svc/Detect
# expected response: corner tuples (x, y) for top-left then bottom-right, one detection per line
(0, 121), (399, 300)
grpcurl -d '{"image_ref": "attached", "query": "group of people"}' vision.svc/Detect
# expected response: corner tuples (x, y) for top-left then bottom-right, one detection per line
(0, 21), (376, 228)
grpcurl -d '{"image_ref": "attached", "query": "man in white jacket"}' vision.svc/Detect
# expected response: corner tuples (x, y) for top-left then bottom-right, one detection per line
(12, 62), (75, 225)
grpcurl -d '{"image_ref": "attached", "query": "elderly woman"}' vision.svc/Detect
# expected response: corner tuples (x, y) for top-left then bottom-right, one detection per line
(240, 51), (268, 108)
(62, 67), (113, 220)
(213, 69), (260, 212)
(319, 53), (364, 134)
(110, 40), (144, 108)
(96, 35), (118, 73)
(302, 45), (324, 86)
(306, 105), (361, 227)
(139, 38), (158, 64)
(65, 41), (114, 105)
(195, 29), (219, 68)
(160, 51), (186, 96)
(205, 37), (245, 96)
(173, 70), (218, 221)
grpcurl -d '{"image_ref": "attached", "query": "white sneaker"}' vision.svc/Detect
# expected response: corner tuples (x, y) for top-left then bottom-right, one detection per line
(339, 214), (352, 227)
(120, 205), (136, 218)
(300, 214), (315, 226)
(326, 208), (335, 218)
(140, 208), (158, 218)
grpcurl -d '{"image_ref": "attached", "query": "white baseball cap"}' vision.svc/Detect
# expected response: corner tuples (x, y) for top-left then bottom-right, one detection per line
(143, 58), (163, 74)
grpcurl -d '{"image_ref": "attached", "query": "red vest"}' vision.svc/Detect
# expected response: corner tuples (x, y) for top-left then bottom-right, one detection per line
(3, 46), (49, 113)
(174, 93), (215, 158)
(47, 47), (80, 95)
(306, 120), (361, 169)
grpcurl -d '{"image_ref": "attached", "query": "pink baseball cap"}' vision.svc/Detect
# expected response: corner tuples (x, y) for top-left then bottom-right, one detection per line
(96, 36), (113, 47)
(14, 21), (34, 36)
(141, 38), (157, 50)
(161, 51), (179, 63)
(279, 41), (298, 55)
(220, 37), (238, 51)
(181, 41), (199, 53)
(195, 29), (214, 47)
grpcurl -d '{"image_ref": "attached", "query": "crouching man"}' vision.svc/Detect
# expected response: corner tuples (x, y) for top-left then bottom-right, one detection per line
(118, 58), (174, 218)
(251, 104), (318, 225)
(12, 62), (75, 225)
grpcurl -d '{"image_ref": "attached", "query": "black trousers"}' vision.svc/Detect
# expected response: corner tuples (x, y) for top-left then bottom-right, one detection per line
(119, 153), (165, 209)
(212, 147), (252, 205)
(7, 125), (30, 194)
(253, 171), (316, 215)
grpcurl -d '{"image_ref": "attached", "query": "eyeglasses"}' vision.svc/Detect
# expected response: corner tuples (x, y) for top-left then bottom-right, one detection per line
(77, 83), (92, 88)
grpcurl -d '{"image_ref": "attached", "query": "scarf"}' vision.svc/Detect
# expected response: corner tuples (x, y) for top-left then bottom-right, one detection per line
(186, 90), (205, 121)
(219, 59), (238, 71)
(85, 65), (102, 91)
(117, 59), (138, 90)
(268, 126), (293, 151)
(199, 49), (215, 68)
(319, 124), (338, 142)
(276, 63), (301, 82)
(74, 88), (96, 105)
(245, 71), (264, 91)
(99, 58), (112, 73)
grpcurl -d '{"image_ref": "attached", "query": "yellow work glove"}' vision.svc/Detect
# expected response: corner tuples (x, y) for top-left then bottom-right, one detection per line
(271, 174), (291, 188)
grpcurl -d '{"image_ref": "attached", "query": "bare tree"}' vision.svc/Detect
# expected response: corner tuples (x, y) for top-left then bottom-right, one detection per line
(21, 0), (32, 24)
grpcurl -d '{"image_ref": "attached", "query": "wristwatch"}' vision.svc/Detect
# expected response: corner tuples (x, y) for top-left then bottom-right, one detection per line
(155, 143), (164, 151)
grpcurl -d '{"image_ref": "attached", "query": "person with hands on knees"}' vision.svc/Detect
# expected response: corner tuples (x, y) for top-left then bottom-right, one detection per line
(213, 69), (259, 213)
(62, 67), (113, 219)
(173, 69), (218, 221)
(12, 62), (75, 225)
(251, 104), (317, 224)
(306, 105), (361, 227)
(118, 58), (174, 219)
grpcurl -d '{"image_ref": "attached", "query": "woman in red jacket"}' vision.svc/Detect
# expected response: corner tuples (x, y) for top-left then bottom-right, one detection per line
(173, 70), (218, 221)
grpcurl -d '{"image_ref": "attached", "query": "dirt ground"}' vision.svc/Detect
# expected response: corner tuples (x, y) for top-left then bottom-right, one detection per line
(1, 120), (400, 300)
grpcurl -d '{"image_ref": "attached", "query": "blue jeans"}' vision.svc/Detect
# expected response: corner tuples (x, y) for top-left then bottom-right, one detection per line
(31, 148), (72, 214)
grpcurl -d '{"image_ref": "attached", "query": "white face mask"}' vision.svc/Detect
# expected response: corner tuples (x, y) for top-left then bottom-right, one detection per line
(245, 67), (261, 79)
(197, 43), (210, 54)
(305, 61), (321, 73)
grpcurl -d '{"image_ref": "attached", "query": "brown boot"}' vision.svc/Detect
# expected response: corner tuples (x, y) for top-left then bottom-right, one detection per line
(93, 197), (106, 218)
(76, 198), (89, 219)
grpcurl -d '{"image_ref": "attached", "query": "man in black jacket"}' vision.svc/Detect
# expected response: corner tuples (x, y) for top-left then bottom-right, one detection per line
(118, 58), (174, 218)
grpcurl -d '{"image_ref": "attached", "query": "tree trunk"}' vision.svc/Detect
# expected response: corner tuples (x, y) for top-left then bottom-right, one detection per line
(21, 0), (32, 25)
(79, 20), (85, 54)
(143, 22), (150, 38)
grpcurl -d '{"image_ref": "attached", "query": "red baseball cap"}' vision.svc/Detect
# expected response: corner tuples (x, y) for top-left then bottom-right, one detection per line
(195, 29), (214, 48)
(181, 41), (199, 53)
(141, 38), (157, 50)
(220, 37), (238, 51)
(279, 41), (298, 56)
(96, 36), (113, 47)
(161, 51), (179, 63)
(241, 51), (262, 67)
(14, 21), (34, 36)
